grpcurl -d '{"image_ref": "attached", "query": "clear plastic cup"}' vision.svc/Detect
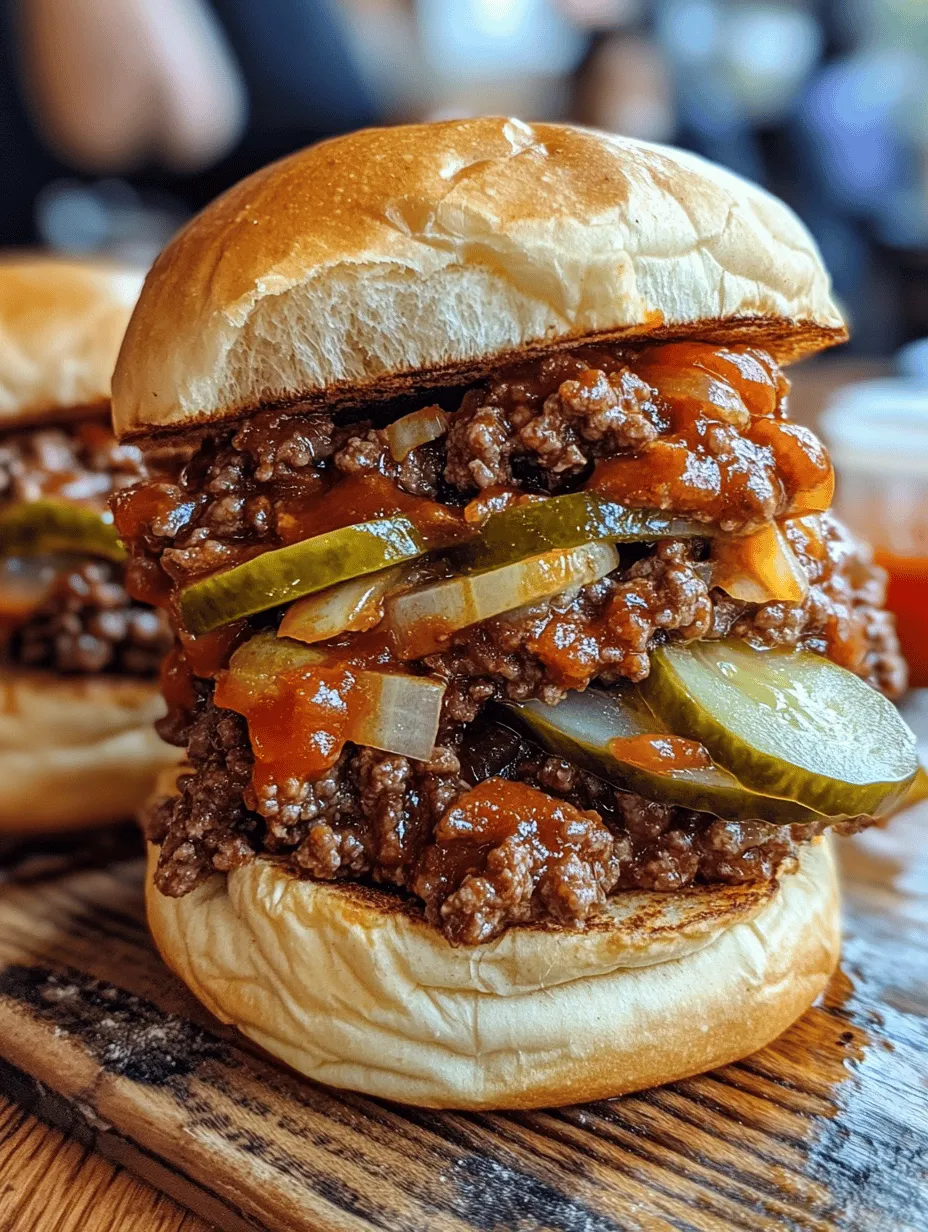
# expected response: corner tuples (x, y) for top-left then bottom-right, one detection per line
(821, 379), (928, 685)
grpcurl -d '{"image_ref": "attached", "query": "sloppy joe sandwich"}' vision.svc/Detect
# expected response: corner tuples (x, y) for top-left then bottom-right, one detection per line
(112, 119), (916, 1108)
(0, 257), (179, 832)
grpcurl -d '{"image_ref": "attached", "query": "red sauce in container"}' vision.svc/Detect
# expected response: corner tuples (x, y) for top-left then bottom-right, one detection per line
(875, 550), (928, 686)
(821, 381), (928, 688)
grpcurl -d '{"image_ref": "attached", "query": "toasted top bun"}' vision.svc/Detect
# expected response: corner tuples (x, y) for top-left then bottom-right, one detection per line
(113, 118), (845, 439)
(147, 808), (840, 1108)
(0, 255), (143, 426)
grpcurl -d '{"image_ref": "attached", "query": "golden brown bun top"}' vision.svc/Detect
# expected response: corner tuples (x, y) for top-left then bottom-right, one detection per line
(113, 118), (846, 439)
(0, 255), (144, 426)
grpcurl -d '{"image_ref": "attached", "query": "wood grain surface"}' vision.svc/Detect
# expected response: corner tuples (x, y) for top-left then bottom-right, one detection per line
(0, 716), (925, 1232)
(0, 1091), (210, 1232)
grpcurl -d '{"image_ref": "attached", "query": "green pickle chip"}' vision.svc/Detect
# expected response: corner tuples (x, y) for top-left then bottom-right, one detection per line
(506, 687), (831, 823)
(0, 500), (125, 561)
(179, 516), (427, 635)
(640, 640), (918, 819)
(463, 492), (709, 572)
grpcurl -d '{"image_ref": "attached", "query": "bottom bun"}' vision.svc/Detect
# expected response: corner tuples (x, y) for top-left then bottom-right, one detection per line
(0, 669), (180, 832)
(146, 828), (840, 1109)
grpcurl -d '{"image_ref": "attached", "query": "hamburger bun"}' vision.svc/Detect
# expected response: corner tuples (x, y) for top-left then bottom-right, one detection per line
(146, 812), (839, 1109)
(127, 119), (847, 1107)
(0, 670), (179, 832)
(0, 255), (143, 426)
(112, 118), (845, 439)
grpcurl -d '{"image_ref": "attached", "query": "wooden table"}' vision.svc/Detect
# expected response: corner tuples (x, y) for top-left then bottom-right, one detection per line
(0, 737), (926, 1231)
(0, 1094), (208, 1231)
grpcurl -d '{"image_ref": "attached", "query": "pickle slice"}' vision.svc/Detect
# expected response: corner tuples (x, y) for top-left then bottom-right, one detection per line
(462, 492), (709, 571)
(180, 517), (426, 636)
(0, 500), (125, 561)
(640, 640), (918, 818)
(505, 688), (829, 822)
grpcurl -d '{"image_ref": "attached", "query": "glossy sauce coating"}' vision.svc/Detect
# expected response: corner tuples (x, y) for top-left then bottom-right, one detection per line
(608, 732), (714, 774)
(588, 343), (832, 530)
(273, 472), (466, 549)
(214, 656), (371, 789)
(129, 342), (909, 944)
(415, 777), (613, 928)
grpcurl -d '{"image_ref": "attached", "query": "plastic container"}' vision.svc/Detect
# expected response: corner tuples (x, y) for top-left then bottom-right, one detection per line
(821, 380), (928, 685)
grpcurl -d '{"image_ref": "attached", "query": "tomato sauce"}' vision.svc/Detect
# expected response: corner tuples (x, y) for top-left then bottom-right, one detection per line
(275, 472), (466, 549)
(422, 777), (603, 894)
(588, 344), (831, 525)
(608, 733), (713, 774)
(215, 656), (372, 790)
(875, 550), (928, 686)
(634, 341), (788, 419)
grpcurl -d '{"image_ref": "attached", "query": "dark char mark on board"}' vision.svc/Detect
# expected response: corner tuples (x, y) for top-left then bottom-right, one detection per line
(442, 1154), (630, 1232)
(0, 964), (227, 1085)
(0, 964), (626, 1232)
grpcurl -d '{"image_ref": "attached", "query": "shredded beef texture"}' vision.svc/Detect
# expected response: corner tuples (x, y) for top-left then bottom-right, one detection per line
(7, 560), (172, 676)
(0, 419), (146, 507)
(146, 693), (866, 945)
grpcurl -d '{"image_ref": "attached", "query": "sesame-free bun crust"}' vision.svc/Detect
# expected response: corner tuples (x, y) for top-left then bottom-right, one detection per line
(0, 256), (143, 426)
(0, 670), (180, 832)
(146, 824), (839, 1109)
(114, 119), (846, 439)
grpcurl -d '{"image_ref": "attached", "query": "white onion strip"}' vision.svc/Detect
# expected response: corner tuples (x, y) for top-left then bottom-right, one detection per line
(278, 566), (405, 645)
(711, 523), (808, 604)
(385, 405), (449, 461)
(226, 632), (445, 763)
(388, 540), (619, 658)
(355, 672), (445, 762)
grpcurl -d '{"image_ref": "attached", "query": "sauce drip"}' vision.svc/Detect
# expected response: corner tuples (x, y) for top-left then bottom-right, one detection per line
(160, 645), (198, 717)
(589, 343), (831, 527)
(634, 341), (788, 419)
(215, 656), (371, 789)
(178, 621), (248, 677)
(608, 733), (713, 774)
(421, 777), (607, 898)
(275, 472), (466, 549)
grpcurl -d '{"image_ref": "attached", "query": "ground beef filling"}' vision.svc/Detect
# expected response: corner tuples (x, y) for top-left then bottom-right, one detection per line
(0, 419), (168, 676)
(0, 419), (146, 506)
(112, 343), (803, 591)
(8, 560), (172, 675)
(144, 510), (899, 945)
(128, 343), (906, 943)
(145, 693), (866, 946)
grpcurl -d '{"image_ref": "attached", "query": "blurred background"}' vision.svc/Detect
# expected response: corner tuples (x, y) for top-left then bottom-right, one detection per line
(2, 0), (927, 668)
(4, 0), (928, 357)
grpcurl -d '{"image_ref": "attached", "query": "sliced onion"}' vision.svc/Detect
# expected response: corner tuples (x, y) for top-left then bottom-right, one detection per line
(385, 405), (449, 461)
(711, 523), (808, 604)
(388, 540), (619, 658)
(278, 565), (406, 645)
(641, 366), (750, 428)
(0, 556), (62, 619)
(354, 671), (444, 761)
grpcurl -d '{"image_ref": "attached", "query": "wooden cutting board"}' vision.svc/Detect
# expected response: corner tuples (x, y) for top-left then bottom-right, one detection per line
(0, 743), (926, 1232)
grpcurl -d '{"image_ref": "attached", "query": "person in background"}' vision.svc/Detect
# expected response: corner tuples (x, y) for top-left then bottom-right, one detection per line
(0, 0), (380, 255)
